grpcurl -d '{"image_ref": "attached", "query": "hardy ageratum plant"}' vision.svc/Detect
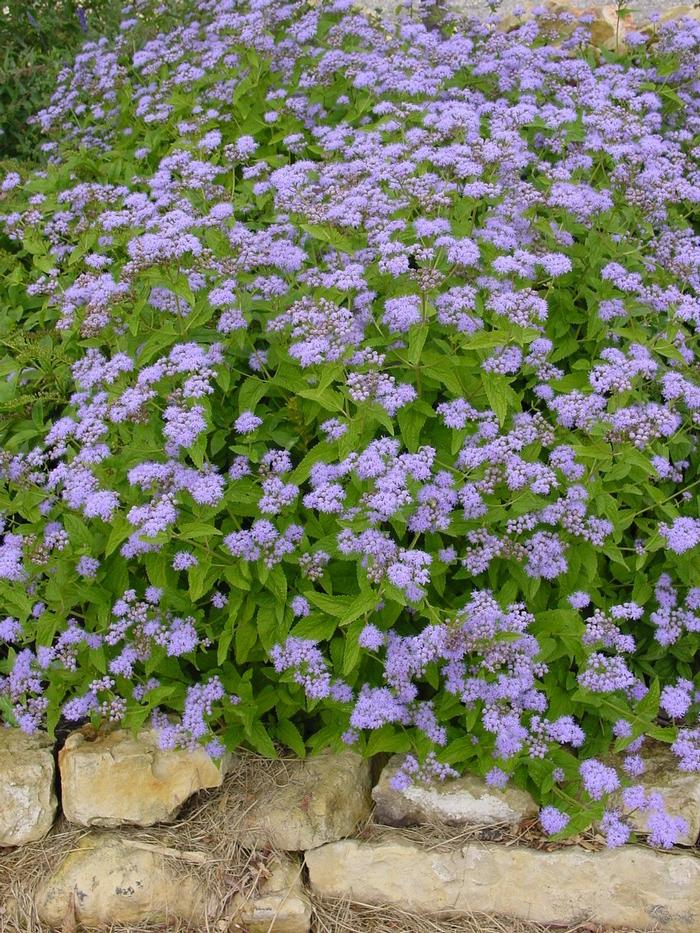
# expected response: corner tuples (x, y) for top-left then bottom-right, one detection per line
(0, 0), (699, 847)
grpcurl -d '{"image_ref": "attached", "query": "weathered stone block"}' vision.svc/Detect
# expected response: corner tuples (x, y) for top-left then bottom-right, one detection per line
(229, 856), (311, 932)
(59, 728), (230, 827)
(306, 836), (700, 932)
(373, 754), (537, 828)
(236, 750), (372, 851)
(0, 728), (57, 846)
(614, 742), (700, 846)
(35, 832), (208, 928)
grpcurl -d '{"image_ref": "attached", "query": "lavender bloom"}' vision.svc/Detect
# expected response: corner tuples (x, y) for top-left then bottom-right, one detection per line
(211, 591), (228, 609)
(271, 637), (332, 699)
(578, 654), (635, 693)
(600, 809), (631, 848)
(580, 759), (620, 800)
(77, 555), (100, 578)
(645, 810), (689, 849)
(291, 595), (310, 617)
(172, 551), (198, 571)
(390, 753), (458, 791)
(660, 679), (694, 719)
(485, 766), (509, 789)
(568, 591), (590, 610)
(383, 295), (421, 333)
(269, 296), (361, 365)
(1, 172), (21, 192)
(163, 404), (207, 453)
(259, 477), (299, 514)
(224, 520), (303, 568)
(320, 418), (348, 440)
(524, 532), (567, 580)
(539, 805), (569, 835)
(659, 517), (700, 555)
(386, 549), (432, 602)
(154, 677), (229, 751)
(436, 398), (478, 430)
(234, 411), (262, 434)
(672, 727), (699, 772)
(229, 456), (251, 479)
(0, 534), (26, 582)
(358, 624), (385, 650)
(0, 612), (21, 640)
(613, 719), (632, 739)
(623, 754), (646, 777)
(351, 686), (410, 730)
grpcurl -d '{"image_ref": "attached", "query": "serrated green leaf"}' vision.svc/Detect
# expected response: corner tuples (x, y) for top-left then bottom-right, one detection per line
(276, 718), (306, 757)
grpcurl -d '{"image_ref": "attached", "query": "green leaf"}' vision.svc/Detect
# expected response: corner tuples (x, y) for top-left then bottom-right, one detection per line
(238, 377), (267, 412)
(188, 562), (211, 601)
(0, 582), (31, 617)
(0, 695), (18, 728)
(440, 735), (479, 767)
(144, 553), (168, 589)
(305, 592), (356, 618)
(462, 331), (517, 350)
(290, 442), (334, 484)
(104, 516), (132, 557)
(179, 521), (222, 540)
(482, 373), (516, 426)
(636, 677), (660, 719)
(365, 725), (412, 757)
(408, 323), (429, 365)
(290, 613), (338, 640)
(396, 406), (425, 452)
(257, 604), (282, 652)
(217, 598), (244, 666)
(340, 589), (379, 626)
(276, 718), (306, 757)
(245, 720), (278, 758)
(235, 603), (259, 664)
(646, 725), (677, 744)
(342, 618), (365, 677)
(264, 564), (288, 604)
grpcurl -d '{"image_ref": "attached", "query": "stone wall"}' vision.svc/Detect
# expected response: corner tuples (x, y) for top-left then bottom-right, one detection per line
(1, 728), (699, 932)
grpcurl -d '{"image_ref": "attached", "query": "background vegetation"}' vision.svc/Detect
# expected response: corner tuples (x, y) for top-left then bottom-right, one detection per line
(0, 1), (121, 163)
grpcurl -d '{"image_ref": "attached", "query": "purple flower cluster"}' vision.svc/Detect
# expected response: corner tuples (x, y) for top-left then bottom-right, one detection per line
(0, 0), (698, 844)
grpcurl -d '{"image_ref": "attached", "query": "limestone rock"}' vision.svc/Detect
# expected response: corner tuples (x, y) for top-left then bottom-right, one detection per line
(59, 728), (231, 827)
(236, 750), (372, 851)
(229, 856), (311, 932)
(373, 755), (537, 828)
(640, 4), (700, 30)
(615, 742), (700, 846)
(0, 728), (57, 846)
(492, 1), (636, 49)
(35, 832), (208, 928)
(306, 836), (700, 932)
(589, 4), (633, 51)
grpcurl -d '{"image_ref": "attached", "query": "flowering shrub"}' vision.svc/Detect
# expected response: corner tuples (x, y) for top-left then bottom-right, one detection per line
(0, 1), (124, 162)
(1, 0), (699, 847)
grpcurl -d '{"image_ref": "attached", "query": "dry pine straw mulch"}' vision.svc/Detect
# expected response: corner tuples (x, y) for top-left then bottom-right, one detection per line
(0, 751), (669, 933)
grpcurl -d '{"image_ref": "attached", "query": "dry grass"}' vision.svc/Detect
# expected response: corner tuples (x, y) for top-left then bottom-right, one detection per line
(359, 809), (608, 854)
(308, 897), (647, 933)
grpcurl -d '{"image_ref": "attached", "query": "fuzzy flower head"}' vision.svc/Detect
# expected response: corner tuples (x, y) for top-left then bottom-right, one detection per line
(580, 759), (620, 800)
(234, 411), (262, 434)
(568, 591), (590, 610)
(539, 805), (569, 835)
